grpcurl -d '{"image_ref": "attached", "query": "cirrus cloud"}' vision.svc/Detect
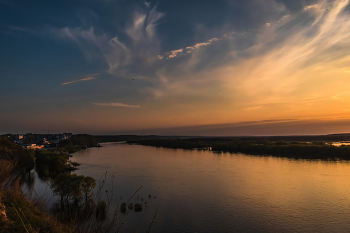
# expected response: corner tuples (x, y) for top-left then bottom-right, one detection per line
(93, 102), (140, 108)
(158, 37), (220, 59)
(61, 76), (95, 85)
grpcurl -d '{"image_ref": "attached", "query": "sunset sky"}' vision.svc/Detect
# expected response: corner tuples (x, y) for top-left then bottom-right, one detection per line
(2, 0), (350, 135)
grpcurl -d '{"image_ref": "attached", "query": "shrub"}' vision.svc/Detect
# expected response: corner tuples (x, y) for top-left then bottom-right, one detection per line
(120, 202), (127, 213)
(134, 203), (143, 212)
(70, 162), (80, 167)
(96, 201), (107, 221)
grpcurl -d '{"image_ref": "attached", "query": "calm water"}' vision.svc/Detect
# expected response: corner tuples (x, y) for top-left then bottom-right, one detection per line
(26, 142), (350, 232)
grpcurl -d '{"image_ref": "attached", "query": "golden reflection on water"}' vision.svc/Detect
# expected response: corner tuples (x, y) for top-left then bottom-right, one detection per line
(65, 143), (350, 232)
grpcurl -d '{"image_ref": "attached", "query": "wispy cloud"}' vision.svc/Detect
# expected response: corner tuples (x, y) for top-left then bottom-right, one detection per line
(304, 4), (319, 10)
(51, 5), (164, 79)
(61, 76), (95, 85)
(245, 105), (264, 111)
(124, 117), (350, 136)
(8, 26), (37, 34)
(330, 91), (350, 100)
(193, 38), (219, 48)
(217, 0), (350, 109)
(40, 0), (350, 124)
(158, 38), (220, 59)
(143, 0), (350, 122)
(168, 49), (183, 58)
(93, 102), (140, 108)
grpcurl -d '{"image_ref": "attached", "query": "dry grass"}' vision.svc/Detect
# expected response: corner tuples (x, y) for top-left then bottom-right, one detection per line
(0, 159), (14, 185)
(0, 190), (75, 233)
(1, 161), (148, 233)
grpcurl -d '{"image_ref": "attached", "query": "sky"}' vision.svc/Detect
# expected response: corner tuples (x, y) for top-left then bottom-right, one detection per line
(2, 0), (350, 136)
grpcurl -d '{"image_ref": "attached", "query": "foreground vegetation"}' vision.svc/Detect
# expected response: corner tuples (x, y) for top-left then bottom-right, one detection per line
(0, 136), (147, 232)
(0, 190), (75, 233)
(128, 138), (350, 160)
(0, 136), (75, 232)
(0, 137), (102, 232)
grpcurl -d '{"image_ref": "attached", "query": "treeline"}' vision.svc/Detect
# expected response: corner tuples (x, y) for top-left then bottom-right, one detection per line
(1, 136), (144, 232)
(49, 173), (107, 222)
(71, 134), (100, 147)
(0, 137), (75, 232)
(0, 136), (100, 232)
(95, 135), (192, 142)
(128, 139), (210, 150)
(59, 134), (101, 153)
(212, 142), (350, 159)
(0, 136), (35, 181)
(0, 136), (85, 180)
(129, 139), (350, 160)
(35, 150), (80, 179)
(64, 134), (191, 147)
(33, 150), (112, 230)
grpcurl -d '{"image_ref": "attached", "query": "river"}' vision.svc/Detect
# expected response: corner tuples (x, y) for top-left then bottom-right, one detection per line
(24, 142), (350, 232)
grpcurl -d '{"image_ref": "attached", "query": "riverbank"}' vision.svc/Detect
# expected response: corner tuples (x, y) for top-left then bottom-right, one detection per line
(128, 138), (350, 160)
(0, 171), (75, 233)
(0, 136), (76, 232)
(41, 141), (350, 232)
(0, 189), (75, 233)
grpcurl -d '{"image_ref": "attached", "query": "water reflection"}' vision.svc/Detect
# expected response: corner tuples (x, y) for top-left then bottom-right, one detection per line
(26, 142), (350, 233)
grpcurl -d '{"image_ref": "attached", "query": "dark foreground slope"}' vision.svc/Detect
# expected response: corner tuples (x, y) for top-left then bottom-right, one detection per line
(0, 137), (75, 233)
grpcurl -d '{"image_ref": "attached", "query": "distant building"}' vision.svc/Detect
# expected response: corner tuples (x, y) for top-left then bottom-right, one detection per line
(14, 139), (24, 145)
(3, 134), (24, 141)
(42, 138), (49, 144)
(63, 133), (72, 139)
(23, 144), (43, 149)
(51, 138), (60, 144)
(25, 133), (35, 142)
(3, 132), (73, 147)
(14, 134), (24, 140)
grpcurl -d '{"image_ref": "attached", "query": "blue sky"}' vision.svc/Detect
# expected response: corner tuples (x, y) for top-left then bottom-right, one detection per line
(3, 0), (350, 135)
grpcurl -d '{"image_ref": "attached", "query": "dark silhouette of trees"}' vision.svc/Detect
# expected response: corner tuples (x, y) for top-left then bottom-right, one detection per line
(50, 173), (71, 207)
(0, 136), (35, 178)
(96, 201), (107, 221)
(50, 173), (96, 206)
(71, 134), (100, 147)
(130, 138), (350, 160)
(82, 176), (96, 201)
(35, 150), (70, 179)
